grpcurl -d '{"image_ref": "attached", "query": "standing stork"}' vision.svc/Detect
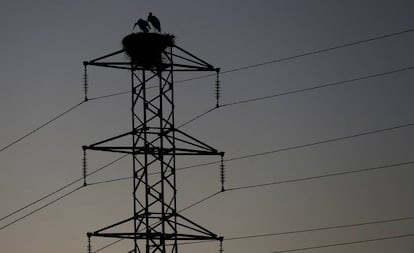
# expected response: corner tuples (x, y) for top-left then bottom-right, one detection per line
(148, 12), (161, 33)
(133, 18), (150, 33)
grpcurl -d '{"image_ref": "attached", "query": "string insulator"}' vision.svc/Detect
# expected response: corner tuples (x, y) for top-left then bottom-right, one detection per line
(218, 238), (224, 253)
(82, 147), (87, 186)
(83, 62), (89, 102)
(220, 153), (225, 192)
(87, 233), (92, 253)
(215, 69), (221, 108)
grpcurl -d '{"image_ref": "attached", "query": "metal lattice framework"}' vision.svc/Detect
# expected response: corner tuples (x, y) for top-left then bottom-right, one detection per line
(83, 41), (223, 253)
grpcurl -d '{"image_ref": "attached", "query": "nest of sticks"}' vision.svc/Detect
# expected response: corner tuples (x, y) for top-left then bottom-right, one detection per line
(122, 32), (175, 68)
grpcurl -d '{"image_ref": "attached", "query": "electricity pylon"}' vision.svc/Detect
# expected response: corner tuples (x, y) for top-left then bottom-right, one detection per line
(82, 34), (223, 253)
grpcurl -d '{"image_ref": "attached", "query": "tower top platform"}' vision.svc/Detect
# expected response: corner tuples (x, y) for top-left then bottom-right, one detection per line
(83, 33), (218, 73)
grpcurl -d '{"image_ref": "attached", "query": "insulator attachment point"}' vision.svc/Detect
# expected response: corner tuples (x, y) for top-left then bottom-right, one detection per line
(218, 238), (224, 253)
(87, 233), (92, 253)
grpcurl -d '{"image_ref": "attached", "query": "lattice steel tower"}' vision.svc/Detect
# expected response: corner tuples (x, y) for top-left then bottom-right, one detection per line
(82, 32), (223, 253)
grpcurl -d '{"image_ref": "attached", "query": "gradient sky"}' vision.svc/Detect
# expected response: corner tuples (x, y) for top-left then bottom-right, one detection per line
(1, 1), (414, 252)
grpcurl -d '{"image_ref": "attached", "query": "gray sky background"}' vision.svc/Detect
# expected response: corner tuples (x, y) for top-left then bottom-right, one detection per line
(1, 1), (414, 252)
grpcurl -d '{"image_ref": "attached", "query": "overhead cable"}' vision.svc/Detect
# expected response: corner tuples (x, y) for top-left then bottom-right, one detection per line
(176, 215), (414, 246)
(87, 27), (414, 101)
(5, 27), (414, 155)
(176, 65), (414, 129)
(0, 101), (85, 154)
(84, 159), (414, 252)
(0, 154), (127, 226)
(0, 186), (83, 231)
(221, 65), (414, 107)
(271, 232), (414, 253)
(226, 161), (414, 192)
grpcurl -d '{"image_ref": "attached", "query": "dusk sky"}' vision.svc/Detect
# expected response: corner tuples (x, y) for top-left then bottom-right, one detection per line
(1, 1), (414, 252)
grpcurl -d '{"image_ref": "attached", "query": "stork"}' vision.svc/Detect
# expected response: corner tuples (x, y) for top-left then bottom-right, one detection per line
(133, 18), (150, 33)
(148, 12), (161, 33)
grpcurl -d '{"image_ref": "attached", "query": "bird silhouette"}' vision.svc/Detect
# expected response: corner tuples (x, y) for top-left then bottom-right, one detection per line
(133, 19), (150, 33)
(148, 12), (161, 33)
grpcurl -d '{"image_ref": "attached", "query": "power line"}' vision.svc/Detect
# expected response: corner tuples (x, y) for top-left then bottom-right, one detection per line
(217, 27), (414, 75)
(93, 238), (124, 253)
(179, 191), (221, 213)
(176, 215), (414, 246)
(0, 154), (127, 226)
(174, 27), (414, 85)
(3, 28), (410, 162)
(220, 65), (414, 107)
(225, 122), (414, 163)
(3, 130), (411, 245)
(88, 91), (130, 101)
(0, 185), (83, 231)
(2, 25), (413, 247)
(0, 176), (80, 223)
(84, 158), (414, 251)
(175, 121), (414, 173)
(227, 216), (414, 241)
(177, 106), (218, 129)
(226, 161), (414, 192)
(0, 101), (85, 154)
(271, 232), (414, 253)
(175, 65), (414, 130)
(86, 154), (129, 177)
(87, 159), (414, 195)
(3, 130), (411, 244)
(87, 26), (414, 101)
(173, 161), (413, 226)
(3, 27), (413, 156)
(33, 31), (411, 170)
(87, 176), (131, 186)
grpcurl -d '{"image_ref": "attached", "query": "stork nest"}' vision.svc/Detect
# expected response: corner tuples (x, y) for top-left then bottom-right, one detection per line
(122, 33), (175, 68)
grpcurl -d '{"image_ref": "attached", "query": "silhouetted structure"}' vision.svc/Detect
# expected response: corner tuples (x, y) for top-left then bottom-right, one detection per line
(82, 22), (223, 253)
(122, 32), (174, 68)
